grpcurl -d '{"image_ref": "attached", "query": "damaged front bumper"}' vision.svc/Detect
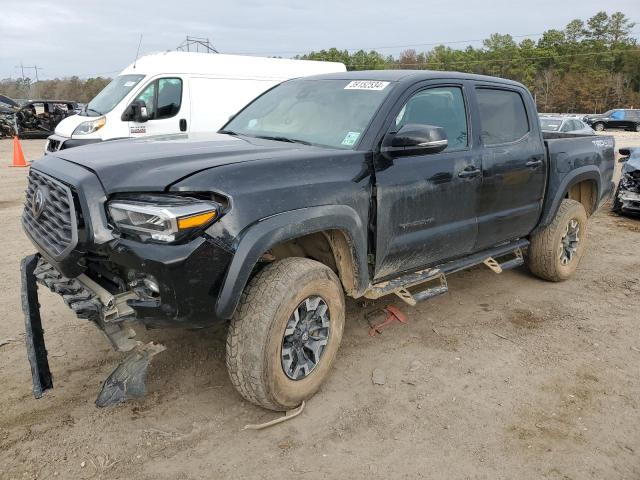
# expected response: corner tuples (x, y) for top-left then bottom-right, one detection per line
(617, 174), (640, 212)
(20, 254), (165, 407)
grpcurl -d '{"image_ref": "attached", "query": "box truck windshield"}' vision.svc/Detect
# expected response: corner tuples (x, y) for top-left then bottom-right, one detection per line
(82, 74), (145, 116)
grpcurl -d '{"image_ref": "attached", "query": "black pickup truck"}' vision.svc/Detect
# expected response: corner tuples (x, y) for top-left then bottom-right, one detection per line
(21, 71), (615, 411)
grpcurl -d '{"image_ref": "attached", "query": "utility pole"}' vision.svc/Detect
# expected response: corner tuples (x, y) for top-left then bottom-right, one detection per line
(23, 65), (42, 82)
(14, 64), (43, 98)
(176, 36), (218, 53)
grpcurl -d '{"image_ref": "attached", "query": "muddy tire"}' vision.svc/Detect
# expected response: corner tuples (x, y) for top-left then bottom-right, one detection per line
(226, 257), (345, 411)
(527, 199), (588, 282)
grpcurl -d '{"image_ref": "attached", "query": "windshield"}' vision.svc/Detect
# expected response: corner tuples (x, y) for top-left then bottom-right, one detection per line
(223, 79), (394, 149)
(83, 74), (145, 116)
(540, 118), (562, 131)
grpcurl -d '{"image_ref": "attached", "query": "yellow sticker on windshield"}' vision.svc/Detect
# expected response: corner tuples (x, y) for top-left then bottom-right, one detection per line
(341, 131), (361, 146)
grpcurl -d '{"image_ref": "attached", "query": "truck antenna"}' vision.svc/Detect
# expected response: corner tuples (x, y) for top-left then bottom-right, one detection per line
(133, 34), (143, 69)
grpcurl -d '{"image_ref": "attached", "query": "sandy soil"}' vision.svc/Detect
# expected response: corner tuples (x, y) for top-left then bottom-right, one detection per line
(1, 134), (639, 480)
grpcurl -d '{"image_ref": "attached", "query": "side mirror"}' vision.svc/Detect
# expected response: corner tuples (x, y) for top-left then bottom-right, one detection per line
(381, 124), (448, 158)
(121, 100), (149, 122)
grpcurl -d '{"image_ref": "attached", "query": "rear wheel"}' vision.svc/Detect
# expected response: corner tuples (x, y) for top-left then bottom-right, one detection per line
(593, 122), (605, 132)
(226, 257), (345, 411)
(635, 123), (640, 133)
(527, 199), (588, 282)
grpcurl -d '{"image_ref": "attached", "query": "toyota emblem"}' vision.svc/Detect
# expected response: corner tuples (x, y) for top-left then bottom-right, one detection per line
(32, 187), (47, 219)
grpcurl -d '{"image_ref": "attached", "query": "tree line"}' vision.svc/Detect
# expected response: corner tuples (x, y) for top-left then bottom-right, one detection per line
(1, 11), (637, 113)
(0, 76), (110, 104)
(298, 11), (639, 113)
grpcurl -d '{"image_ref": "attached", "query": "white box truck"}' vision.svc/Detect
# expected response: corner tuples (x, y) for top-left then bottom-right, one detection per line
(45, 51), (345, 153)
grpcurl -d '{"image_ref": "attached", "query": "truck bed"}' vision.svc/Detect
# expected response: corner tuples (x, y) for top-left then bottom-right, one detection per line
(536, 131), (616, 230)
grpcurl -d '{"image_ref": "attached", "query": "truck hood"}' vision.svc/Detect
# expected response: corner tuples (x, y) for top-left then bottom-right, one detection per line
(38, 133), (309, 193)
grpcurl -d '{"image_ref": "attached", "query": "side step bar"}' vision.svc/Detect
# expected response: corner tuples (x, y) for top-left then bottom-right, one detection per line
(365, 239), (529, 306)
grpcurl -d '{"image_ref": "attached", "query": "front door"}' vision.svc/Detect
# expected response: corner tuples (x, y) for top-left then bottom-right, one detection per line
(128, 77), (186, 137)
(473, 86), (547, 251)
(373, 83), (481, 280)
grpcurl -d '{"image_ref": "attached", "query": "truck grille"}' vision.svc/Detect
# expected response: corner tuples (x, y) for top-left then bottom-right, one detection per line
(22, 169), (78, 259)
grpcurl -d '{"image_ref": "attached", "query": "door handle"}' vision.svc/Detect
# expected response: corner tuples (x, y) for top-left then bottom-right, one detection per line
(458, 166), (481, 178)
(179, 118), (187, 132)
(526, 159), (543, 168)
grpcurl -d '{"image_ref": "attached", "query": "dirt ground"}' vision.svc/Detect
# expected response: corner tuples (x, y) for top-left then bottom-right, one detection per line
(1, 133), (639, 480)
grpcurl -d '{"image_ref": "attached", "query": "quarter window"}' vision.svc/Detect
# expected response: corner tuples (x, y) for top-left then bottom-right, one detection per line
(476, 88), (529, 145)
(395, 86), (468, 151)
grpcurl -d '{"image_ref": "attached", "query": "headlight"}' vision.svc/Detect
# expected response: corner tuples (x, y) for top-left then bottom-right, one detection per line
(107, 195), (219, 243)
(73, 116), (106, 135)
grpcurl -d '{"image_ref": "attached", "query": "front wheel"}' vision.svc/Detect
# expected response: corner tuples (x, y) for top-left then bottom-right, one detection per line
(593, 122), (605, 132)
(226, 257), (345, 411)
(635, 123), (640, 133)
(527, 199), (588, 282)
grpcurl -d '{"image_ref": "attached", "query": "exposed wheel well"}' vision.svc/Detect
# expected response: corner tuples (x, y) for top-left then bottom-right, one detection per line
(262, 230), (359, 296)
(566, 179), (597, 216)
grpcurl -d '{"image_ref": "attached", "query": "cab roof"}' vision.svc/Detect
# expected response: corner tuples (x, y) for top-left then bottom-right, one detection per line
(302, 69), (525, 88)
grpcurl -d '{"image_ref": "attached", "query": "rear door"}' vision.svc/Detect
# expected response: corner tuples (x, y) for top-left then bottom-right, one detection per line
(128, 77), (187, 137)
(473, 85), (547, 251)
(623, 110), (640, 130)
(373, 81), (481, 280)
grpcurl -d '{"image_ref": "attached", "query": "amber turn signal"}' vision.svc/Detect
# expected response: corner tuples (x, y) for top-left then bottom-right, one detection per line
(177, 211), (217, 229)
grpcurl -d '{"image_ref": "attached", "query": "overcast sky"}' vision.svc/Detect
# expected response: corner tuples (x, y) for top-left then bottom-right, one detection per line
(1, 0), (639, 80)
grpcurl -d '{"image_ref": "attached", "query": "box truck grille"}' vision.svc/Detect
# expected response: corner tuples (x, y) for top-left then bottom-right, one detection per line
(22, 169), (78, 258)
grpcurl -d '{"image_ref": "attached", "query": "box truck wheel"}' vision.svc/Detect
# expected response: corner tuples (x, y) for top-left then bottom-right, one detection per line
(527, 199), (588, 282)
(226, 257), (345, 411)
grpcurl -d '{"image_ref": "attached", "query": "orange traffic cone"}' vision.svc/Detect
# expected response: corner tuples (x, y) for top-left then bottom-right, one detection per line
(10, 136), (28, 168)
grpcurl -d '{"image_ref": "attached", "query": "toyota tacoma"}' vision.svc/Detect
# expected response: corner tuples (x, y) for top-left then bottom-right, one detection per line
(21, 71), (615, 410)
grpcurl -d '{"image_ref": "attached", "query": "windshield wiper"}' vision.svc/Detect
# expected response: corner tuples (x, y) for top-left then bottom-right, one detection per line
(83, 106), (102, 116)
(253, 135), (312, 145)
(219, 129), (238, 136)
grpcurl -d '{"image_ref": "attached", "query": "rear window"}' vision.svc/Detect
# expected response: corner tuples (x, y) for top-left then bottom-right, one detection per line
(540, 118), (562, 131)
(476, 88), (529, 145)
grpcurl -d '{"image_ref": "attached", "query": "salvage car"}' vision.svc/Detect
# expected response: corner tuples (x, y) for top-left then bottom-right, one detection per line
(0, 95), (17, 138)
(540, 116), (594, 135)
(613, 147), (640, 215)
(21, 71), (615, 411)
(583, 109), (640, 132)
(0, 95), (78, 138)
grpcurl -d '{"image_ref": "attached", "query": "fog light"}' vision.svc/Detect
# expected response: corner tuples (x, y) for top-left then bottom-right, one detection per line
(143, 278), (160, 294)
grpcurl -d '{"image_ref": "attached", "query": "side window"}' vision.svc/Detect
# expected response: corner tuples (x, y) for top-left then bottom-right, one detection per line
(476, 88), (529, 145)
(611, 110), (624, 120)
(624, 110), (639, 121)
(156, 78), (182, 119)
(395, 86), (468, 151)
(560, 121), (571, 132)
(132, 78), (182, 121)
(134, 82), (156, 119)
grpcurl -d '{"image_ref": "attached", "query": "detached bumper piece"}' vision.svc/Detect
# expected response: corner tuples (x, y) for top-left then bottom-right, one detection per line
(21, 254), (53, 399)
(20, 253), (165, 406)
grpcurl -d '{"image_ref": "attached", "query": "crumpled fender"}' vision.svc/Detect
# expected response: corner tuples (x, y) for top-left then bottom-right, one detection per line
(214, 205), (368, 319)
